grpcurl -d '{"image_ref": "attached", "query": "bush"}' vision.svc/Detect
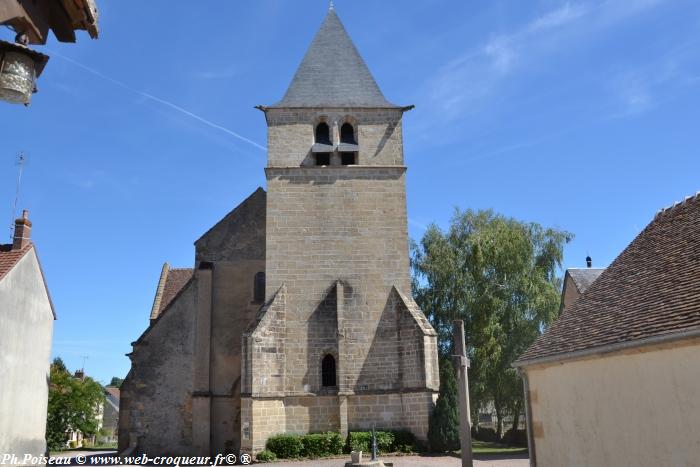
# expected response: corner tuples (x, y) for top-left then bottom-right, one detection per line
(395, 430), (417, 453)
(300, 432), (343, 458)
(320, 432), (344, 456)
(256, 450), (277, 462)
(428, 362), (460, 452)
(69, 440), (78, 449)
(473, 427), (499, 443)
(266, 432), (343, 459)
(503, 428), (527, 447)
(266, 434), (303, 459)
(346, 431), (398, 454)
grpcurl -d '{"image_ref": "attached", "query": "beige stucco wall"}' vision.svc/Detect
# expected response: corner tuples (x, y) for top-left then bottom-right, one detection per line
(526, 340), (700, 467)
(0, 248), (54, 460)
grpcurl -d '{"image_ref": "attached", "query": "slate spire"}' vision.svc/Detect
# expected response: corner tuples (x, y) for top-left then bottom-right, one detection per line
(272, 8), (398, 108)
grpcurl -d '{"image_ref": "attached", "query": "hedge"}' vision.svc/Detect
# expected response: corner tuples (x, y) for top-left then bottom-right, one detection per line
(266, 430), (418, 459)
(472, 427), (499, 443)
(266, 432), (343, 459)
(347, 430), (417, 454)
(503, 428), (528, 447)
(266, 434), (303, 458)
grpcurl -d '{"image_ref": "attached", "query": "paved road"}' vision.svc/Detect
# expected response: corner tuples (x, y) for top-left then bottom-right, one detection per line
(49, 450), (528, 466)
(271, 454), (529, 467)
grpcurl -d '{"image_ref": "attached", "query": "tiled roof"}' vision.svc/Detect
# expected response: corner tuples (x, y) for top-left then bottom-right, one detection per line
(160, 268), (193, 312)
(0, 243), (32, 282)
(568, 268), (605, 293)
(518, 192), (700, 364)
(149, 265), (193, 321)
(271, 9), (399, 108)
(104, 386), (120, 401)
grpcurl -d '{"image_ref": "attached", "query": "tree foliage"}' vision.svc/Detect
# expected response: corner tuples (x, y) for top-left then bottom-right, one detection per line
(413, 209), (571, 438)
(46, 358), (105, 450)
(108, 377), (124, 388)
(427, 359), (461, 452)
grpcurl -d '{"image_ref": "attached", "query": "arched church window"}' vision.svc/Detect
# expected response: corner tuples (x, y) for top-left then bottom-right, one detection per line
(340, 123), (356, 144)
(321, 354), (337, 387)
(254, 272), (265, 303)
(315, 122), (331, 145)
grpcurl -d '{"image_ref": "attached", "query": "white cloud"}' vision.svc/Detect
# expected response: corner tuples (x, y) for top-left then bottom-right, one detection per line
(421, 0), (672, 124)
(528, 2), (589, 32)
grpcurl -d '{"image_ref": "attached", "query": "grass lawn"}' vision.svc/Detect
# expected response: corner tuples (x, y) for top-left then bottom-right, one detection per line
(470, 440), (528, 455)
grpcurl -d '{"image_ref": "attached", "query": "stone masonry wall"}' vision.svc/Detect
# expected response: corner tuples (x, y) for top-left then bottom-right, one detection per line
(242, 285), (287, 397)
(120, 280), (196, 456)
(346, 392), (438, 441)
(266, 108), (405, 167)
(240, 398), (286, 454)
(265, 167), (413, 394)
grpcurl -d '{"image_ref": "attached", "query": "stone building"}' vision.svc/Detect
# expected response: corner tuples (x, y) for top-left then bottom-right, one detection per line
(515, 193), (700, 466)
(559, 262), (604, 314)
(120, 7), (439, 456)
(0, 211), (55, 460)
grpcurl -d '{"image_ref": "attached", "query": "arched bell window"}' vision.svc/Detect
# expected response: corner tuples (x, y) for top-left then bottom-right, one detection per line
(321, 354), (337, 387)
(340, 122), (356, 144)
(340, 122), (358, 165)
(253, 272), (265, 303)
(315, 122), (331, 145)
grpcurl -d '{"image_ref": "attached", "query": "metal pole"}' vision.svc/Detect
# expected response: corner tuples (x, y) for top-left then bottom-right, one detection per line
(371, 424), (377, 461)
(453, 320), (473, 467)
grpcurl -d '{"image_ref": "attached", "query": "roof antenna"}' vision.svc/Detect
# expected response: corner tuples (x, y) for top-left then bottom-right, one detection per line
(9, 152), (27, 242)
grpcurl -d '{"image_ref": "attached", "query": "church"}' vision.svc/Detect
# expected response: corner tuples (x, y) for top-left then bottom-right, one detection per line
(119, 7), (439, 456)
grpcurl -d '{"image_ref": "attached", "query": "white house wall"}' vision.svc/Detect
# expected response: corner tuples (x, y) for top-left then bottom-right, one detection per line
(526, 339), (700, 467)
(0, 248), (54, 459)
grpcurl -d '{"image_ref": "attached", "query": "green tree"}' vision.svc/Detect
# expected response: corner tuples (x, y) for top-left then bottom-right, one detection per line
(413, 209), (571, 438)
(427, 359), (461, 452)
(46, 358), (106, 450)
(108, 377), (123, 388)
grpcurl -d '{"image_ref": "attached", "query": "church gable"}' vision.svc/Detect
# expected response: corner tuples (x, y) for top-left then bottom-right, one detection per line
(195, 187), (266, 263)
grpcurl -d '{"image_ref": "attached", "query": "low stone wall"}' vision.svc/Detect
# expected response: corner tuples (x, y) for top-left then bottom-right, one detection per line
(347, 391), (436, 440)
(241, 390), (436, 453)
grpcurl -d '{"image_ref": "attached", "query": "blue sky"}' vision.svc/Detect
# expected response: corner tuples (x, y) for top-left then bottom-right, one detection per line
(1, 0), (699, 385)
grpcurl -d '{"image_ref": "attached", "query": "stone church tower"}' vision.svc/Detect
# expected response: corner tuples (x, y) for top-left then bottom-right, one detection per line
(120, 7), (438, 456)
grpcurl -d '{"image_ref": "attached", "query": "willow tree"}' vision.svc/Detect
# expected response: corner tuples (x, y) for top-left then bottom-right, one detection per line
(412, 209), (571, 438)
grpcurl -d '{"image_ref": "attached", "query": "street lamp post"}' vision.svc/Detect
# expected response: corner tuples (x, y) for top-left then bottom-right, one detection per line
(0, 0), (98, 105)
(0, 35), (48, 105)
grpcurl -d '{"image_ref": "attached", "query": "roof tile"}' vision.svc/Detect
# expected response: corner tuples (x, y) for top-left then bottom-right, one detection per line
(0, 243), (33, 282)
(271, 9), (398, 108)
(518, 193), (700, 363)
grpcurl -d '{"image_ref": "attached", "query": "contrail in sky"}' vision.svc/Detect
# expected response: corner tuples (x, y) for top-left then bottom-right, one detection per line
(48, 50), (267, 152)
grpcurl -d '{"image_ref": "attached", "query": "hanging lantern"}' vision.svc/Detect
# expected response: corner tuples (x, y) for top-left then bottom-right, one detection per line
(0, 40), (49, 105)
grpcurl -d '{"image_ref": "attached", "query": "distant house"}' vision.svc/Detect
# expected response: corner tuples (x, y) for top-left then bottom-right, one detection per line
(0, 211), (56, 459)
(101, 386), (120, 442)
(559, 262), (604, 314)
(65, 373), (120, 447)
(515, 194), (700, 467)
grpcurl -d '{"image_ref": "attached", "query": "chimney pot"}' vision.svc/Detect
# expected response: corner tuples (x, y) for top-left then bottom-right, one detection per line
(586, 256), (592, 268)
(12, 209), (32, 250)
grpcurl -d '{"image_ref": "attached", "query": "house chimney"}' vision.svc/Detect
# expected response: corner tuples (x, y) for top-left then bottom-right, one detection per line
(12, 210), (32, 250)
(586, 256), (592, 268)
